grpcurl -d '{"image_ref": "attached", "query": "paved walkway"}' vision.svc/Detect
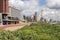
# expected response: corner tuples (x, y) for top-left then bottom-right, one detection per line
(0, 22), (31, 31)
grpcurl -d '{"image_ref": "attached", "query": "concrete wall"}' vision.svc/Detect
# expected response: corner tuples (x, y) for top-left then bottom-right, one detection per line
(9, 7), (21, 20)
(0, 13), (2, 19)
(0, 13), (2, 25)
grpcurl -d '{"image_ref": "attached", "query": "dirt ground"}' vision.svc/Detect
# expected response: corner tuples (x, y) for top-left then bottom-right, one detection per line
(0, 22), (31, 31)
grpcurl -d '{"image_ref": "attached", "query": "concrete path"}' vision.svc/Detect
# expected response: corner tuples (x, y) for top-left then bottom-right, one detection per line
(0, 22), (31, 31)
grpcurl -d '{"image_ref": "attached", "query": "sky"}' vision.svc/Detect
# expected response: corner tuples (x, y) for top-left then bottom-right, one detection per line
(9, 0), (60, 21)
(39, 0), (46, 6)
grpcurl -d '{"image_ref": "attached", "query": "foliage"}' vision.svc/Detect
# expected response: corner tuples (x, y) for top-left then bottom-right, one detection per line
(0, 23), (60, 40)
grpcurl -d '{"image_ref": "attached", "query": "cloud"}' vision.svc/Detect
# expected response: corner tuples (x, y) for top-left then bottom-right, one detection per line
(9, 0), (24, 10)
(9, 0), (60, 21)
(9, 0), (40, 16)
(46, 0), (60, 9)
(40, 6), (60, 21)
(9, 0), (39, 10)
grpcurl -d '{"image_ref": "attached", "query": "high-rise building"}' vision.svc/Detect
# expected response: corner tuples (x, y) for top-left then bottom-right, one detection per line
(34, 12), (38, 22)
(0, 0), (9, 14)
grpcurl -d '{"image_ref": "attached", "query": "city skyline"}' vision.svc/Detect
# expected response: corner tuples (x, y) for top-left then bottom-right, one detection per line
(9, 0), (60, 21)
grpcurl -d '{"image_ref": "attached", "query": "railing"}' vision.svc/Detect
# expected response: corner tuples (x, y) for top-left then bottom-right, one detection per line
(3, 16), (19, 21)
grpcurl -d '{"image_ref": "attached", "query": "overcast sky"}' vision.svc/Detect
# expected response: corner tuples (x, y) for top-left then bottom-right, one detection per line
(9, 0), (60, 21)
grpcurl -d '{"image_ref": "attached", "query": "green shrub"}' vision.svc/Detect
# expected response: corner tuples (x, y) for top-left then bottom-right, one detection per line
(0, 23), (60, 40)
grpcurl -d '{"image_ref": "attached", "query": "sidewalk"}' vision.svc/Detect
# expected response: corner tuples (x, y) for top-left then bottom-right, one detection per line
(0, 22), (31, 31)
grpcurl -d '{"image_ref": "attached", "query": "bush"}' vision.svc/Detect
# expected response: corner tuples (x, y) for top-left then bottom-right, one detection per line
(0, 23), (60, 40)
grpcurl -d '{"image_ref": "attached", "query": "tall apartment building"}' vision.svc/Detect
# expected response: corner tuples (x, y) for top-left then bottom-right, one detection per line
(0, 0), (9, 14)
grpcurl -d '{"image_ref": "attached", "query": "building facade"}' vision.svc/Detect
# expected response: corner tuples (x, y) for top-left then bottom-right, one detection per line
(34, 12), (38, 22)
(9, 6), (21, 20)
(0, 0), (19, 25)
(0, 0), (9, 14)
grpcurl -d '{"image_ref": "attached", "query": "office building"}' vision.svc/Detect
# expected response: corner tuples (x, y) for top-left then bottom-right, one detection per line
(0, 0), (9, 14)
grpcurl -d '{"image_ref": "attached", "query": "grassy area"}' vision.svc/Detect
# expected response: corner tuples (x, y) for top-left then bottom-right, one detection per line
(0, 23), (60, 40)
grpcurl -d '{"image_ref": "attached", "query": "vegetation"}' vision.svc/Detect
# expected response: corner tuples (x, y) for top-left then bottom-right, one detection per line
(0, 23), (60, 40)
